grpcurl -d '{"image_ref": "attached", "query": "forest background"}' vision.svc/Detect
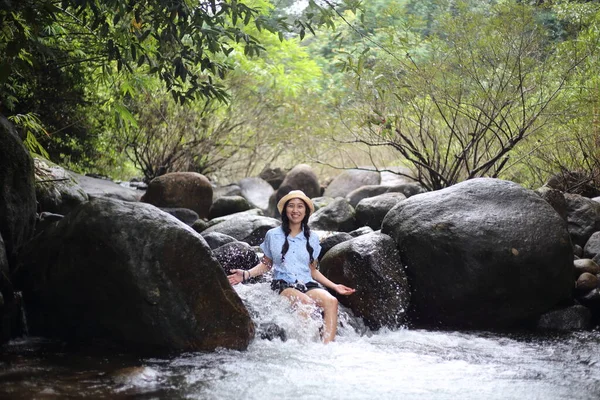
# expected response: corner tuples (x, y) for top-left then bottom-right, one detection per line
(3, 0), (600, 193)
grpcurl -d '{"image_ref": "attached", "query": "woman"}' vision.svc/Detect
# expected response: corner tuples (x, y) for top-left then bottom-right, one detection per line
(228, 190), (355, 343)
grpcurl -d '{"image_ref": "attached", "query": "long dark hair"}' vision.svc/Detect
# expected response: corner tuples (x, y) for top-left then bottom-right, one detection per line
(281, 198), (314, 264)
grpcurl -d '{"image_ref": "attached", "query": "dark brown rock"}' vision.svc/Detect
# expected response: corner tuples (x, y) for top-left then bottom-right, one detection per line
(141, 172), (213, 219)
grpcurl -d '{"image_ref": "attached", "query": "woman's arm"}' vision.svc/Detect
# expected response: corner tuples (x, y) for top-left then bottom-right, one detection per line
(227, 256), (272, 285)
(310, 262), (356, 295)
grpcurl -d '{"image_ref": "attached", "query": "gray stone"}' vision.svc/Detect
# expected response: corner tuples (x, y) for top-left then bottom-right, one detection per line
(320, 232), (410, 330)
(324, 169), (381, 198)
(213, 241), (259, 275)
(209, 195), (252, 219)
(382, 178), (573, 329)
(537, 305), (591, 331)
(160, 207), (199, 225)
(70, 172), (140, 202)
(584, 231), (600, 259)
(14, 198), (253, 353)
(348, 226), (374, 237)
(308, 198), (356, 232)
(0, 115), (36, 261)
(238, 177), (274, 210)
(355, 192), (407, 230)
(318, 232), (353, 261)
(385, 183), (427, 198)
(574, 259), (600, 278)
(346, 185), (389, 208)
(203, 213), (281, 246)
(35, 158), (88, 215)
(201, 232), (238, 250)
(564, 193), (600, 247)
(535, 186), (567, 221)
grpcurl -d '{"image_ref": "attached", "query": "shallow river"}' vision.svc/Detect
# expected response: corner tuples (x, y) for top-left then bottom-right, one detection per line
(1, 282), (600, 400)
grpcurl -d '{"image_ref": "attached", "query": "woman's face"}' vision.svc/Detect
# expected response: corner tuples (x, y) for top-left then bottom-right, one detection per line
(286, 198), (307, 224)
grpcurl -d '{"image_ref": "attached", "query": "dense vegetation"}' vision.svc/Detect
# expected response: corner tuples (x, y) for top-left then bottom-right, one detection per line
(3, 0), (600, 192)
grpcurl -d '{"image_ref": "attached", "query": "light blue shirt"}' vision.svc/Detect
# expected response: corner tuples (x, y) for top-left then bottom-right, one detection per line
(260, 226), (321, 284)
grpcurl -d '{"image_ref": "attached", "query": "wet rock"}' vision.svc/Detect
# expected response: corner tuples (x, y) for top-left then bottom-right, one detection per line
(257, 322), (287, 341)
(574, 244), (584, 258)
(70, 172), (140, 202)
(355, 192), (406, 230)
(15, 198), (253, 353)
(160, 208), (199, 225)
(311, 197), (334, 212)
(574, 259), (600, 278)
(382, 178), (573, 329)
(318, 232), (353, 261)
(535, 186), (567, 221)
(201, 232), (238, 250)
(206, 209), (265, 228)
(564, 193), (600, 247)
(202, 213), (281, 246)
(213, 241), (259, 275)
(324, 169), (381, 198)
(0, 233), (14, 342)
(34, 158), (88, 215)
(141, 172), (213, 219)
(308, 198), (356, 233)
(239, 177), (274, 211)
(0, 115), (36, 261)
(191, 219), (209, 234)
(270, 164), (320, 217)
(576, 273), (598, 292)
(537, 305), (591, 331)
(320, 232), (410, 330)
(348, 226), (374, 237)
(346, 185), (389, 208)
(212, 184), (242, 200)
(584, 231), (600, 259)
(581, 288), (600, 304)
(386, 183), (427, 198)
(209, 195), (252, 219)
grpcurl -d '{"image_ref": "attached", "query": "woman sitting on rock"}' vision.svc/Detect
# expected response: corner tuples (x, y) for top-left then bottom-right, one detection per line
(228, 190), (355, 343)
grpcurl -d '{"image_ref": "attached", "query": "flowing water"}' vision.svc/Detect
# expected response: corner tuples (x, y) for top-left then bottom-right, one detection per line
(1, 281), (600, 399)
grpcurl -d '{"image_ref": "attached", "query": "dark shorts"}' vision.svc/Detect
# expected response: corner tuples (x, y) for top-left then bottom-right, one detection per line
(271, 279), (322, 294)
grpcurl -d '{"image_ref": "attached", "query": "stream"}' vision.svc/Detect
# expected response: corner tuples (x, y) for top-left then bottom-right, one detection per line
(1, 282), (599, 399)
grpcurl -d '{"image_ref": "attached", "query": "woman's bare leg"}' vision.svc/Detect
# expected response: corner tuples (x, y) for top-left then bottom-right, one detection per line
(306, 289), (339, 344)
(280, 288), (315, 319)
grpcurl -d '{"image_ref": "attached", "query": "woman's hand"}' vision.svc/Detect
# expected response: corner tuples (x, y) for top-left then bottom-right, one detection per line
(227, 269), (246, 285)
(334, 284), (356, 296)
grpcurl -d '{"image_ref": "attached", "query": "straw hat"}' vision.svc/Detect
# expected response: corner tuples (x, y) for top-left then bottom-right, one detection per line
(277, 190), (315, 215)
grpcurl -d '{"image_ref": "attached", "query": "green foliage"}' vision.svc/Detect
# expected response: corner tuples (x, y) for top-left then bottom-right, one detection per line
(8, 113), (50, 158)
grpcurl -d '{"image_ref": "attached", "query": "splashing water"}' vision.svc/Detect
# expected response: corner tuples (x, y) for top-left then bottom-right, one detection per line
(2, 282), (600, 399)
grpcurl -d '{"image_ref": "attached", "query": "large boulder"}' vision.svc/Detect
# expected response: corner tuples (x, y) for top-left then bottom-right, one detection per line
(346, 185), (389, 208)
(209, 195), (252, 219)
(201, 232), (239, 250)
(141, 172), (213, 218)
(271, 164), (320, 217)
(238, 177), (274, 211)
(0, 115), (37, 261)
(381, 178), (573, 329)
(379, 167), (415, 186)
(202, 213), (281, 246)
(213, 241), (260, 275)
(308, 198), (356, 232)
(318, 232), (353, 261)
(0, 233), (14, 342)
(355, 192), (406, 230)
(70, 172), (140, 202)
(564, 193), (600, 247)
(324, 169), (380, 198)
(14, 198), (253, 353)
(34, 158), (88, 215)
(320, 232), (410, 330)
